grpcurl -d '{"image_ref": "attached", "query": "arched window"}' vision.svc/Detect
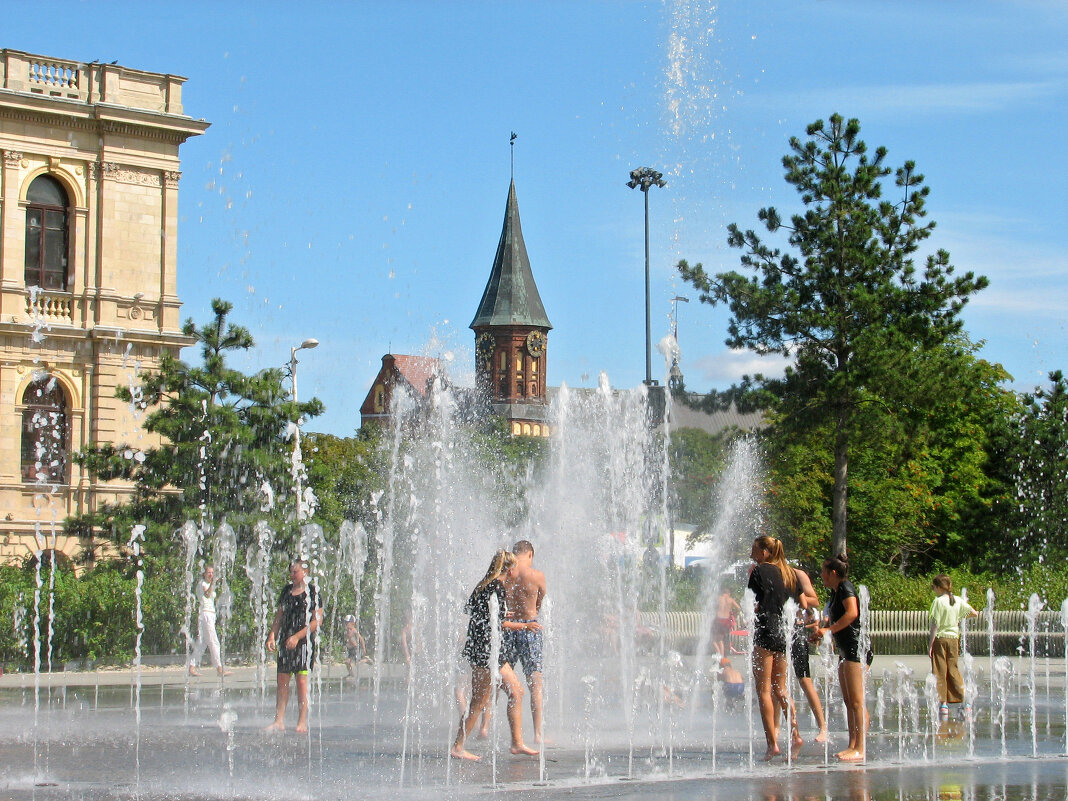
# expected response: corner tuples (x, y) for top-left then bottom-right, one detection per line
(25, 175), (70, 291)
(21, 375), (69, 484)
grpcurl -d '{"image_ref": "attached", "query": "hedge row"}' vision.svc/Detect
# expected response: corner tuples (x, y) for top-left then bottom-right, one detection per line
(4, 561), (1067, 670)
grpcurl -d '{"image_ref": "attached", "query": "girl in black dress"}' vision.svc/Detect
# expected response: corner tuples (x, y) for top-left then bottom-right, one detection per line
(747, 535), (802, 760)
(451, 550), (539, 760)
(814, 554), (866, 762)
(265, 559), (323, 733)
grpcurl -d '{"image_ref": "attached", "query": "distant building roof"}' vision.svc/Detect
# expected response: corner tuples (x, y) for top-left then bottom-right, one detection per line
(470, 181), (552, 331)
(542, 387), (764, 436)
(390, 354), (440, 398)
(667, 399), (765, 436)
(359, 354), (444, 428)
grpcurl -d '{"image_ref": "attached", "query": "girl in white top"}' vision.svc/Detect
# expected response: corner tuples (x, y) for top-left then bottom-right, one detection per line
(927, 574), (977, 718)
(189, 565), (229, 676)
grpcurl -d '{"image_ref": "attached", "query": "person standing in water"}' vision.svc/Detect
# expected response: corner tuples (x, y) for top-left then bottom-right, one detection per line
(747, 535), (803, 761)
(792, 566), (828, 743)
(712, 589), (742, 656)
(266, 559), (323, 733)
(189, 565), (230, 677)
(502, 539), (548, 744)
(451, 550), (538, 761)
(814, 554), (866, 762)
(343, 614), (369, 677)
(928, 574), (978, 721)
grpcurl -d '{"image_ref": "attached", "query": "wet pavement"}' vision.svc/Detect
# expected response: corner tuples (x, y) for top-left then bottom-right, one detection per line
(0, 657), (1066, 801)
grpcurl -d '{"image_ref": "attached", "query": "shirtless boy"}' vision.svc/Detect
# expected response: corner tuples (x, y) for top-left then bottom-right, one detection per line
(713, 589), (741, 656)
(502, 540), (547, 744)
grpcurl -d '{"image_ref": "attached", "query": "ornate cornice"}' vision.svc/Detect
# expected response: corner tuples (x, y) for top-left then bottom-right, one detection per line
(0, 107), (198, 145)
(98, 118), (197, 144)
(101, 162), (161, 187)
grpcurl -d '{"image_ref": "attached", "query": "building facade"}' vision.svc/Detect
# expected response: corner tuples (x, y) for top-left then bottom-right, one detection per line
(0, 50), (207, 568)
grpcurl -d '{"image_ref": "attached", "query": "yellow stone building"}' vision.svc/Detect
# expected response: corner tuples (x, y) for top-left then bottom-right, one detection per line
(0, 50), (207, 569)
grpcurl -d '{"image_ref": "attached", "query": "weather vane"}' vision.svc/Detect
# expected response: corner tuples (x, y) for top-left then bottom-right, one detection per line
(510, 131), (517, 180)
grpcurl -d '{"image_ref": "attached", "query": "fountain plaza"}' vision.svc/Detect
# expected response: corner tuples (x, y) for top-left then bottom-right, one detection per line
(2, 383), (1067, 801)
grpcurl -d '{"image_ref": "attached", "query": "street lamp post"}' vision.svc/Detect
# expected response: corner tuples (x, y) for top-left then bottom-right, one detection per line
(627, 167), (666, 386)
(671, 295), (689, 342)
(289, 337), (318, 523)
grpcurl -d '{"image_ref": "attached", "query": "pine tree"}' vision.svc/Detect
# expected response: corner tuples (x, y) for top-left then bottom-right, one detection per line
(679, 114), (987, 558)
(72, 299), (323, 557)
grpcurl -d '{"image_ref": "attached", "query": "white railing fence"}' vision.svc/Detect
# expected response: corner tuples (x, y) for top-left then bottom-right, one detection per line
(638, 609), (1068, 657)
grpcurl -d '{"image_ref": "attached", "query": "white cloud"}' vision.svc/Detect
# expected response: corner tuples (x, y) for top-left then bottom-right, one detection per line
(933, 224), (1068, 318)
(690, 347), (790, 387)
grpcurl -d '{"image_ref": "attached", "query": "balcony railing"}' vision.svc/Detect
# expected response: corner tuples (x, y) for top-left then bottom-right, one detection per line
(1, 49), (186, 114)
(8, 52), (85, 101)
(29, 59), (80, 90)
(25, 291), (74, 325)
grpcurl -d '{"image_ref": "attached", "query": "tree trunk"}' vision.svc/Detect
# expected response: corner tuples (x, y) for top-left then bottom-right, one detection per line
(832, 407), (849, 559)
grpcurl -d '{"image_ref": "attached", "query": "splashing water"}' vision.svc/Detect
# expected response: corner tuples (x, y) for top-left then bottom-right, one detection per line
(991, 656), (1015, 757)
(1025, 593), (1044, 757)
(923, 671), (940, 761)
(244, 520), (275, 698)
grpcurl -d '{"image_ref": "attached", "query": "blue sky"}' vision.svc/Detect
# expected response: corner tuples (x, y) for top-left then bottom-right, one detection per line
(9, 1), (1068, 435)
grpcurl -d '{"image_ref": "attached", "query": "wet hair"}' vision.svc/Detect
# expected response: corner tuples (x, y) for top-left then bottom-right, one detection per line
(475, 550), (516, 593)
(290, 558), (310, 572)
(512, 540), (534, 557)
(932, 574), (956, 606)
(822, 554), (849, 579)
(753, 535), (797, 593)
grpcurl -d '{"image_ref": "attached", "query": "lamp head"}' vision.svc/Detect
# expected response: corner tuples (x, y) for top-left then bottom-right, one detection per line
(627, 166), (666, 191)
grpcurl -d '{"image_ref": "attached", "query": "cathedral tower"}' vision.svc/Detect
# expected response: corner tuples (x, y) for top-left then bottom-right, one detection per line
(470, 181), (552, 436)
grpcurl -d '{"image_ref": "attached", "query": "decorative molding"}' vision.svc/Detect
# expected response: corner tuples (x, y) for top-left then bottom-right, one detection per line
(0, 109), (198, 146)
(101, 162), (161, 187)
(86, 162), (98, 181)
(3, 150), (23, 168)
(164, 170), (181, 188)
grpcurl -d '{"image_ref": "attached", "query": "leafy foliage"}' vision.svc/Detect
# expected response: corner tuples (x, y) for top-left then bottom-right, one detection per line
(764, 339), (1016, 575)
(304, 429), (385, 534)
(863, 563), (1068, 613)
(678, 114), (988, 557)
(668, 427), (733, 529)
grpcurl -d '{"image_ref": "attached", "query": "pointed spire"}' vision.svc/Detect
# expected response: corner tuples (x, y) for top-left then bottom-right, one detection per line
(470, 180), (552, 330)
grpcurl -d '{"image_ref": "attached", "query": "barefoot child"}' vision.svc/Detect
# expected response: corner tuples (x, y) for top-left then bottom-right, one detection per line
(451, 550), (539, 761)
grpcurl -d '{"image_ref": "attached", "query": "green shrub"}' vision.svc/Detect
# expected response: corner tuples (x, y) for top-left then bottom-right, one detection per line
(861, 563), (1068, 612)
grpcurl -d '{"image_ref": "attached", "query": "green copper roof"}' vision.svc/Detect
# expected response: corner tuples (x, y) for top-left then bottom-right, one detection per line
(470, 181), (552, 331)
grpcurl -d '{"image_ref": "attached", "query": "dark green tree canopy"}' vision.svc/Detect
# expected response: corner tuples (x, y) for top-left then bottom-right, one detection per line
(678, 114), (988, 557)
(1012, 370), (1068, 567)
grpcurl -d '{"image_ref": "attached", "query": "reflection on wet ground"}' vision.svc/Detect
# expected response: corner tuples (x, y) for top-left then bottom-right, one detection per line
(1, 676), (1067, 801)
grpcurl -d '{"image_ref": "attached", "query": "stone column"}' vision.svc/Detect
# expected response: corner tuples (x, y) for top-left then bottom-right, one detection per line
(0, 150), (23, 288)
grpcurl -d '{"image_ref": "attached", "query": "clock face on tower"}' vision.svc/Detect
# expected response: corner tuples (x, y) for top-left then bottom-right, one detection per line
(476, 332), (495, 368)
(526, 330), (546, 358)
